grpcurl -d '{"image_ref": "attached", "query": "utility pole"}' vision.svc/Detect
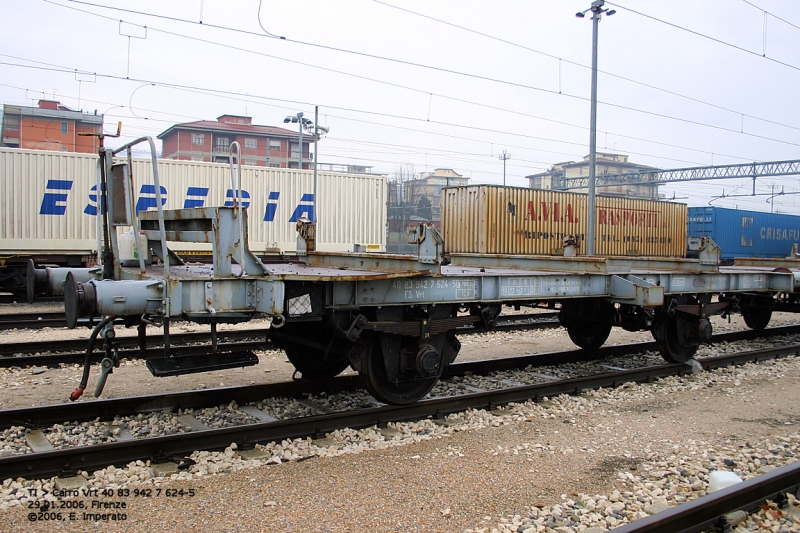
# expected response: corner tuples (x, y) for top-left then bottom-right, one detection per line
(297, 114), (303, 170)
(498, 150), (510, 186)
(313, 106), (318, 222)
(577, 0), (615, 255)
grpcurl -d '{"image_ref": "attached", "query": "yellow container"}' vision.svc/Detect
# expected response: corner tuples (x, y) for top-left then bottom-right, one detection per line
(441, 185), (687, 257)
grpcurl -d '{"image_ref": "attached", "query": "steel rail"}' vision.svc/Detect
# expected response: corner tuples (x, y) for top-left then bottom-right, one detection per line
(0, 313), (127, 330)
(0, 343), (620, 431)
(0, 328), (268, 357)
(0, 312), (71, 329)
(0, 340), (269, 369)
(0, 343), (796, 481)
(1, 325), (799, 429)
(0, 313), (561, 362)
(612, 461), (800, 533)
(0, 295), (61, 304)
(1, 325), (798, 430)
(0, 310), (558, 333)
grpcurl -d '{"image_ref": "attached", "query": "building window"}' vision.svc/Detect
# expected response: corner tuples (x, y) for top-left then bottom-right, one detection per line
(192, 133), (204, 145)
(244, 138), (257, 149)
(268, 140), (281, 151)
(244, 159), (257, 166)
(269, 162), (280, 168)
(61, 146), (68, 152)
(61, 122), (68, 135)
(216, 137), (229, 153)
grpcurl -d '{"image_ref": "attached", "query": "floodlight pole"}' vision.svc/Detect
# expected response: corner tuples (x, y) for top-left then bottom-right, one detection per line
(579, 0), (614, 256)
(297, 112), (304, 170)
(313, 106), (318, 223)
(587, 2), (601, 255)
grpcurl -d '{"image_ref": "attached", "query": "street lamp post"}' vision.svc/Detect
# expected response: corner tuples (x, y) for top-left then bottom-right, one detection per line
(285, 110), (328, 223)
(283, 112), (312, 169)
(309, 106), (329, 224)
(576, 0), (615, 256)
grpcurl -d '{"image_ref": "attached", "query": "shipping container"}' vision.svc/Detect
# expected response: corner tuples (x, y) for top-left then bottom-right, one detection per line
(441, 185), (687, 257)
(687, 206), (800, 260)
(0, 148), (386, 259)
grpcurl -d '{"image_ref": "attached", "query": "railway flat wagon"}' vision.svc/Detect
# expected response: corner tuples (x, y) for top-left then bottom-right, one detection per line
(441, 185), (687, 257)
(688, 206), (800, 261)
(0, 148), (387, 294)
(26, 138), (800, 407)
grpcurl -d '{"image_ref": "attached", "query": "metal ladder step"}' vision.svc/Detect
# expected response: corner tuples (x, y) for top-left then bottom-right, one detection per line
(146, 351), (259, 377)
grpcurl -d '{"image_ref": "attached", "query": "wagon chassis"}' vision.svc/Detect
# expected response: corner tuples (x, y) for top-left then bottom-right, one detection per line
(43, 137), (800, 405)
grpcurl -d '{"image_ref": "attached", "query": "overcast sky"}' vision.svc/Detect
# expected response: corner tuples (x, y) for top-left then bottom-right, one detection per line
(2, 0), (800, 214)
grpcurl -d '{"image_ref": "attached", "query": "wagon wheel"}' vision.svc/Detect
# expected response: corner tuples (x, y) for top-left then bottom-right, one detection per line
(560, 300), (615, 350)
(740, 295), (773, 331)
(566, 323), (612, 351)
(270, 322), (350, 380)
(359, 335), (440, 405)
(284, 347), (350, 380)
(652, 313), (698, 364)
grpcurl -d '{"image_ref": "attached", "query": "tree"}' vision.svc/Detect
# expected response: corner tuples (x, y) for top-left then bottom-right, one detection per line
(388, 163), (419, 221)
(389, 163), (417, 208)
(387, 163), (419, 252)
(416, 196), (432, 221)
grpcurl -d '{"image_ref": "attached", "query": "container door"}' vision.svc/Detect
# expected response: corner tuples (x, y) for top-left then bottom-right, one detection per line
(740, 215), (754, 248)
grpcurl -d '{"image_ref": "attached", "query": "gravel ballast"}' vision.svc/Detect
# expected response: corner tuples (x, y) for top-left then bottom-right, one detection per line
(0, 306), (798, 531)
(0, 350), (798, 531)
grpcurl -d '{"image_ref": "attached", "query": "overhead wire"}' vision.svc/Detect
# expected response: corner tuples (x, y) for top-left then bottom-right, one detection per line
(48, 0), (800, 153)
(0, 56), (713, 167)
(607, 1), (800, 73)
(373, 0), (800, 135)
(0, 63), (557, 172)
(742, 0), (800, 32)
(7, 4), (800, 180)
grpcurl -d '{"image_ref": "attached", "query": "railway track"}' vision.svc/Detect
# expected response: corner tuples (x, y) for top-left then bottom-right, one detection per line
(614, 461), (800, 533)
(0, 310), (559, 332)
(1, 321), (797, 371)
(0, 312), (107, 330)
(0, 312), (562, 367)
(0, 295), (60, 305)
(0, 338), (797, 481)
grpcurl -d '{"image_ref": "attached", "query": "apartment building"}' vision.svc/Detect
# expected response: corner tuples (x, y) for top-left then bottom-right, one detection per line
(158, 114), (313, 168)
(527, 153), (660, 200)
(1, 100), (102, 153)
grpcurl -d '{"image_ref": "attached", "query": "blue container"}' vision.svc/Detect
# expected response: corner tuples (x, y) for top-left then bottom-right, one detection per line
(688, 206), (800, 260)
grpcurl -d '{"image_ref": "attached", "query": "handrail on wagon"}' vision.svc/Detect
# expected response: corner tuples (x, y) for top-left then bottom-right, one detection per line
(112, 136), (169, 279)
(124, 148), (145, 275)
(80, 122), (123, 274)
(228, 142), (247, 277)
(93, 160), (103, 271)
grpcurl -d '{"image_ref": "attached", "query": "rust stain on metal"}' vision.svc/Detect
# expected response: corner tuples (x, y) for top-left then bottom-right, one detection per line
(267, 269), (432, 282)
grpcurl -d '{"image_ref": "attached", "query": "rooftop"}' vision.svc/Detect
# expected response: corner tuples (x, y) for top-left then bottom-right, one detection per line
(157, 115), (305, 139)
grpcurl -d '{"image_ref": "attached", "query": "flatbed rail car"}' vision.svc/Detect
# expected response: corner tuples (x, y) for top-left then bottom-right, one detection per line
(58, 137), (800, 405)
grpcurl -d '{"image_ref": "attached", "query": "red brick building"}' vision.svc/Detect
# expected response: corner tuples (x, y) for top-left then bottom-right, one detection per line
(157, 115), (313, 169)
(1, 100), (102, 153)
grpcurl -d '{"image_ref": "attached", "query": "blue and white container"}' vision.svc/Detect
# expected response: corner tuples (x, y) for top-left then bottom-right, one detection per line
(688, 206), (800, 260)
